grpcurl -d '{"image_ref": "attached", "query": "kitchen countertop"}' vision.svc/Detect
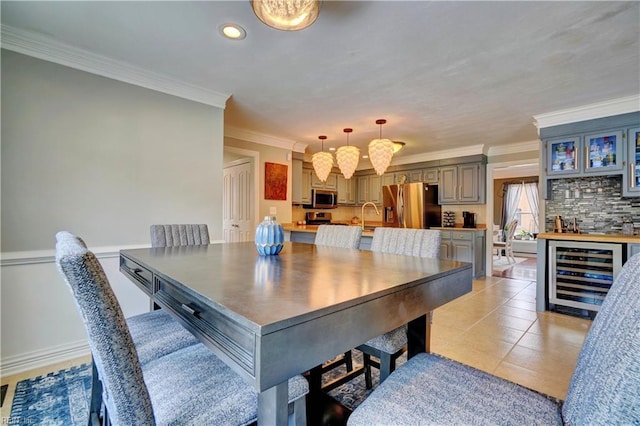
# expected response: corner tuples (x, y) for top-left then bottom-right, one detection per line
(537, 232), (640, 244)
(430, 227), (487, 231)
(282, 223), (378, 237)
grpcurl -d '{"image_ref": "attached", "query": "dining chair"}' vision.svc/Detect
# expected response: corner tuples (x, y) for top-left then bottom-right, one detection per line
(348, 253), (640, 425)
(313, 224), (363, 391)
(358, 227), (441, 388)
(55, 231), (308, 425)
(150, 224), (210, 247)
(494, 219), (518, 263)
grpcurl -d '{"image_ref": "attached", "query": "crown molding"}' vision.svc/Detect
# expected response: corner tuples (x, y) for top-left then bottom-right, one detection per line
(390, 144), (486, 167)
(533, 95), (640, 130)
(225, 126), (307, 153)
(1, 25), (230, 108)
(487, 140), (540, 157)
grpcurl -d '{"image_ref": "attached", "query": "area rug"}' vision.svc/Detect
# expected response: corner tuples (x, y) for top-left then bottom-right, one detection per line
(492, 255), (527, 271)
(324, 351), (405, 410)
(10, 352), (398, 424)
(10, 363), (91, 426)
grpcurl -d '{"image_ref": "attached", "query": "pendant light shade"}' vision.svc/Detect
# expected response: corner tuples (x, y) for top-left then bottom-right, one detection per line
(312, 135), (334, 182)
(368, 119), (394, 176)
(336, 128), (360, 179)
(251, 0), (320, 31)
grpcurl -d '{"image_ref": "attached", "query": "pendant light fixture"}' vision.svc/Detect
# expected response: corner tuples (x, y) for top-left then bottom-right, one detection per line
(368, 119), (395, 176)
(336, 128), (360, 179)
(251, 0), (320, 31)
(312, 135), (334, 182)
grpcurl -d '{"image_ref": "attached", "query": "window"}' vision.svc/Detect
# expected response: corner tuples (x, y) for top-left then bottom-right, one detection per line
(504, 182), (539, 235)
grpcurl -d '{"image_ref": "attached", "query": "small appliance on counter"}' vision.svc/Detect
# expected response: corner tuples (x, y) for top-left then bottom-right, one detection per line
(442, 211), (456, 227)
(462, 211), (477, 228)
(305, 212), (332, 225)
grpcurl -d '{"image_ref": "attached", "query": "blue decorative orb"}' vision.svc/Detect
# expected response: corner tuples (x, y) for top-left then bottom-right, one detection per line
(255, 216), (284, 256)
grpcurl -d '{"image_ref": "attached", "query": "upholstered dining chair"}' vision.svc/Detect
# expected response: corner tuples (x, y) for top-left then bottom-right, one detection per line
(358, 227), (441, 388)
(494, 219), (518, 263)
(349, 253), (640, 425)
(314, 224), (363, 391)
(150, 224), (210, 247)
(55, 231), (308, 425)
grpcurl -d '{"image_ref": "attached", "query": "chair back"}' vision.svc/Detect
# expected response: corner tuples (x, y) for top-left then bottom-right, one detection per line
(315, 225), (362, 249)
(563, 253), (640, 423)
(150, 224), (209, 247)
(504, 219), (518, 245)
(55, 232), (155, 425)
(371, 227), (441, 258)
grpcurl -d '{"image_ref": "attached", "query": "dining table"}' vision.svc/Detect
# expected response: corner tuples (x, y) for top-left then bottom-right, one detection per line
(119, 241), (472, 425)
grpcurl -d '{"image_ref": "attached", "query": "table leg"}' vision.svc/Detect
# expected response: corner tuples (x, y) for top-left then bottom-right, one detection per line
(407, 312), (432, 358)
(258, 381), (288, 425)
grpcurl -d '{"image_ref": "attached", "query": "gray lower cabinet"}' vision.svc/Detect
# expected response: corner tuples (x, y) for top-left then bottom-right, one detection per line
(629, 243), (640, 258)
(437, 229), (486, 279)
(288, 230), (373, 250)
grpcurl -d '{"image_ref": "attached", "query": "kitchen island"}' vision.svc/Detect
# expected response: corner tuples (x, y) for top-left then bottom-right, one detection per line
(283, 223), (377, 249)
(536, 232), (640, 315)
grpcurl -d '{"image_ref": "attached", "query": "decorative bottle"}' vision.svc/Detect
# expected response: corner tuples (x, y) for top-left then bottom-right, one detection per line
(255, 216), (284, 255)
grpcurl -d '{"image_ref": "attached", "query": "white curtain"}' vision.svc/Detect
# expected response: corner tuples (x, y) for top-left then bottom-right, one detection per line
(524, 182), (539, 232)
(505, 184), (522, 227)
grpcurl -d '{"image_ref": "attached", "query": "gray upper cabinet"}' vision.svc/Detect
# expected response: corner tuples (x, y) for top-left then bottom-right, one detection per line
(623, 127), (640, 197)
(337, 175), (357, 205)
(357, 175), (382, 205)
(438, 163), (485, 204)
(540, 112), (640, 199)
(422, 168), (439, 184)
(292, 160), (312, 204)
(311, 171), (338, 190)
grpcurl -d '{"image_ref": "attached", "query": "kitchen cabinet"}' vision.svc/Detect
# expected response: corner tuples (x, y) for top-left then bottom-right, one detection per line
(437, 229), (486, 279)
(438, 163), (485, 204)
(357, 175), (382, 205)
(406, 170), (423, 183)
(623, 127), (640, 197)
(546, 130), (624, 177)
(422, 168), (439, 184)
(628, 243), (640, 259)
(292, 161), (312, 205)
(381, 173), (397, 187)
(337, 175), (357, 205)
(311, 172), (338, 190)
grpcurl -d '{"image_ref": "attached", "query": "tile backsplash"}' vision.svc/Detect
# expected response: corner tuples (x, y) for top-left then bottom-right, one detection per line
(545, 176), (640, 234)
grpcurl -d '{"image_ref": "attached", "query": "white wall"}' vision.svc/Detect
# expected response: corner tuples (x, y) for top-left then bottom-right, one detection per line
(1, 50), (225, 374)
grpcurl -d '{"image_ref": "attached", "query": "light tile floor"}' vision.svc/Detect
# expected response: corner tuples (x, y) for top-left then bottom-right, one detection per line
(1, 275), (592, 417)
(431, 275), (592, 399)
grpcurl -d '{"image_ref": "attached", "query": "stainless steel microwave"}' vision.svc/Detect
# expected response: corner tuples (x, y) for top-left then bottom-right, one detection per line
(303, 189), (338, 209)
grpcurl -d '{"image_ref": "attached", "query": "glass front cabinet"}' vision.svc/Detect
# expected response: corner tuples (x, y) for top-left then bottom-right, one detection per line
(623, 127), (640, 197)
(546, 131), (625, 177)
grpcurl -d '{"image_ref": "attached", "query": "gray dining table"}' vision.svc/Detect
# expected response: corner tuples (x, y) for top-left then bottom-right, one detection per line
(120, 241), (472, 425)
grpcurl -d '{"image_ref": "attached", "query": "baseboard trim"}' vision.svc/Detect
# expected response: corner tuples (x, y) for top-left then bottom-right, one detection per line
(1, 340), (90, 377)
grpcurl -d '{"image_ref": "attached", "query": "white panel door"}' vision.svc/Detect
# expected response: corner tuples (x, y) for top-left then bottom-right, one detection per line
(223, 160), (254, 242)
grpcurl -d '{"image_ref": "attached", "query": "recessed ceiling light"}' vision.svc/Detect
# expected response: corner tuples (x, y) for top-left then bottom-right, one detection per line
(329, 147), (336, 151)
(220, 23), (246, 40)
(362, 155), (369, 159)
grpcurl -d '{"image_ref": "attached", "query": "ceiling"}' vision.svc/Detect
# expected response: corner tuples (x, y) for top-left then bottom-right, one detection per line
(2, 1), (639, 161)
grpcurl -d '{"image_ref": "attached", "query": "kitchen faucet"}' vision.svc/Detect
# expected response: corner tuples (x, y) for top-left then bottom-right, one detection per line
(361, 201), (380, 231)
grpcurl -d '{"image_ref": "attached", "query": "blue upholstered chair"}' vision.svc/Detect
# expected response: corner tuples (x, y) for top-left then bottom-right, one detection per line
(314, 225), (363, 391)
(358, 227), (441, 388)
(55, 231), (308, 425)
(150, 224), (210, 247)
(348, 253), (640, 425)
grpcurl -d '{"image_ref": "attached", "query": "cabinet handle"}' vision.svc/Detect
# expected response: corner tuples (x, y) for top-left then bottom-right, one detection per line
(631, 163), (636, 188)
(181, 303), (198, 316)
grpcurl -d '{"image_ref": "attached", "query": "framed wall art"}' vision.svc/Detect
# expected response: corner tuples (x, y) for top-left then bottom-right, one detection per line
(264, 162), (288, 200)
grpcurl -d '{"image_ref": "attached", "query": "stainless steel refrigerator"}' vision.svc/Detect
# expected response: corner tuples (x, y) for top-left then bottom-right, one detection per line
(382, 183), (442, 228)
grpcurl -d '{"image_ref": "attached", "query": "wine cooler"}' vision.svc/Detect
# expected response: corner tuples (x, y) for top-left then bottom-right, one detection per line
(548, 241), (623, 312)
